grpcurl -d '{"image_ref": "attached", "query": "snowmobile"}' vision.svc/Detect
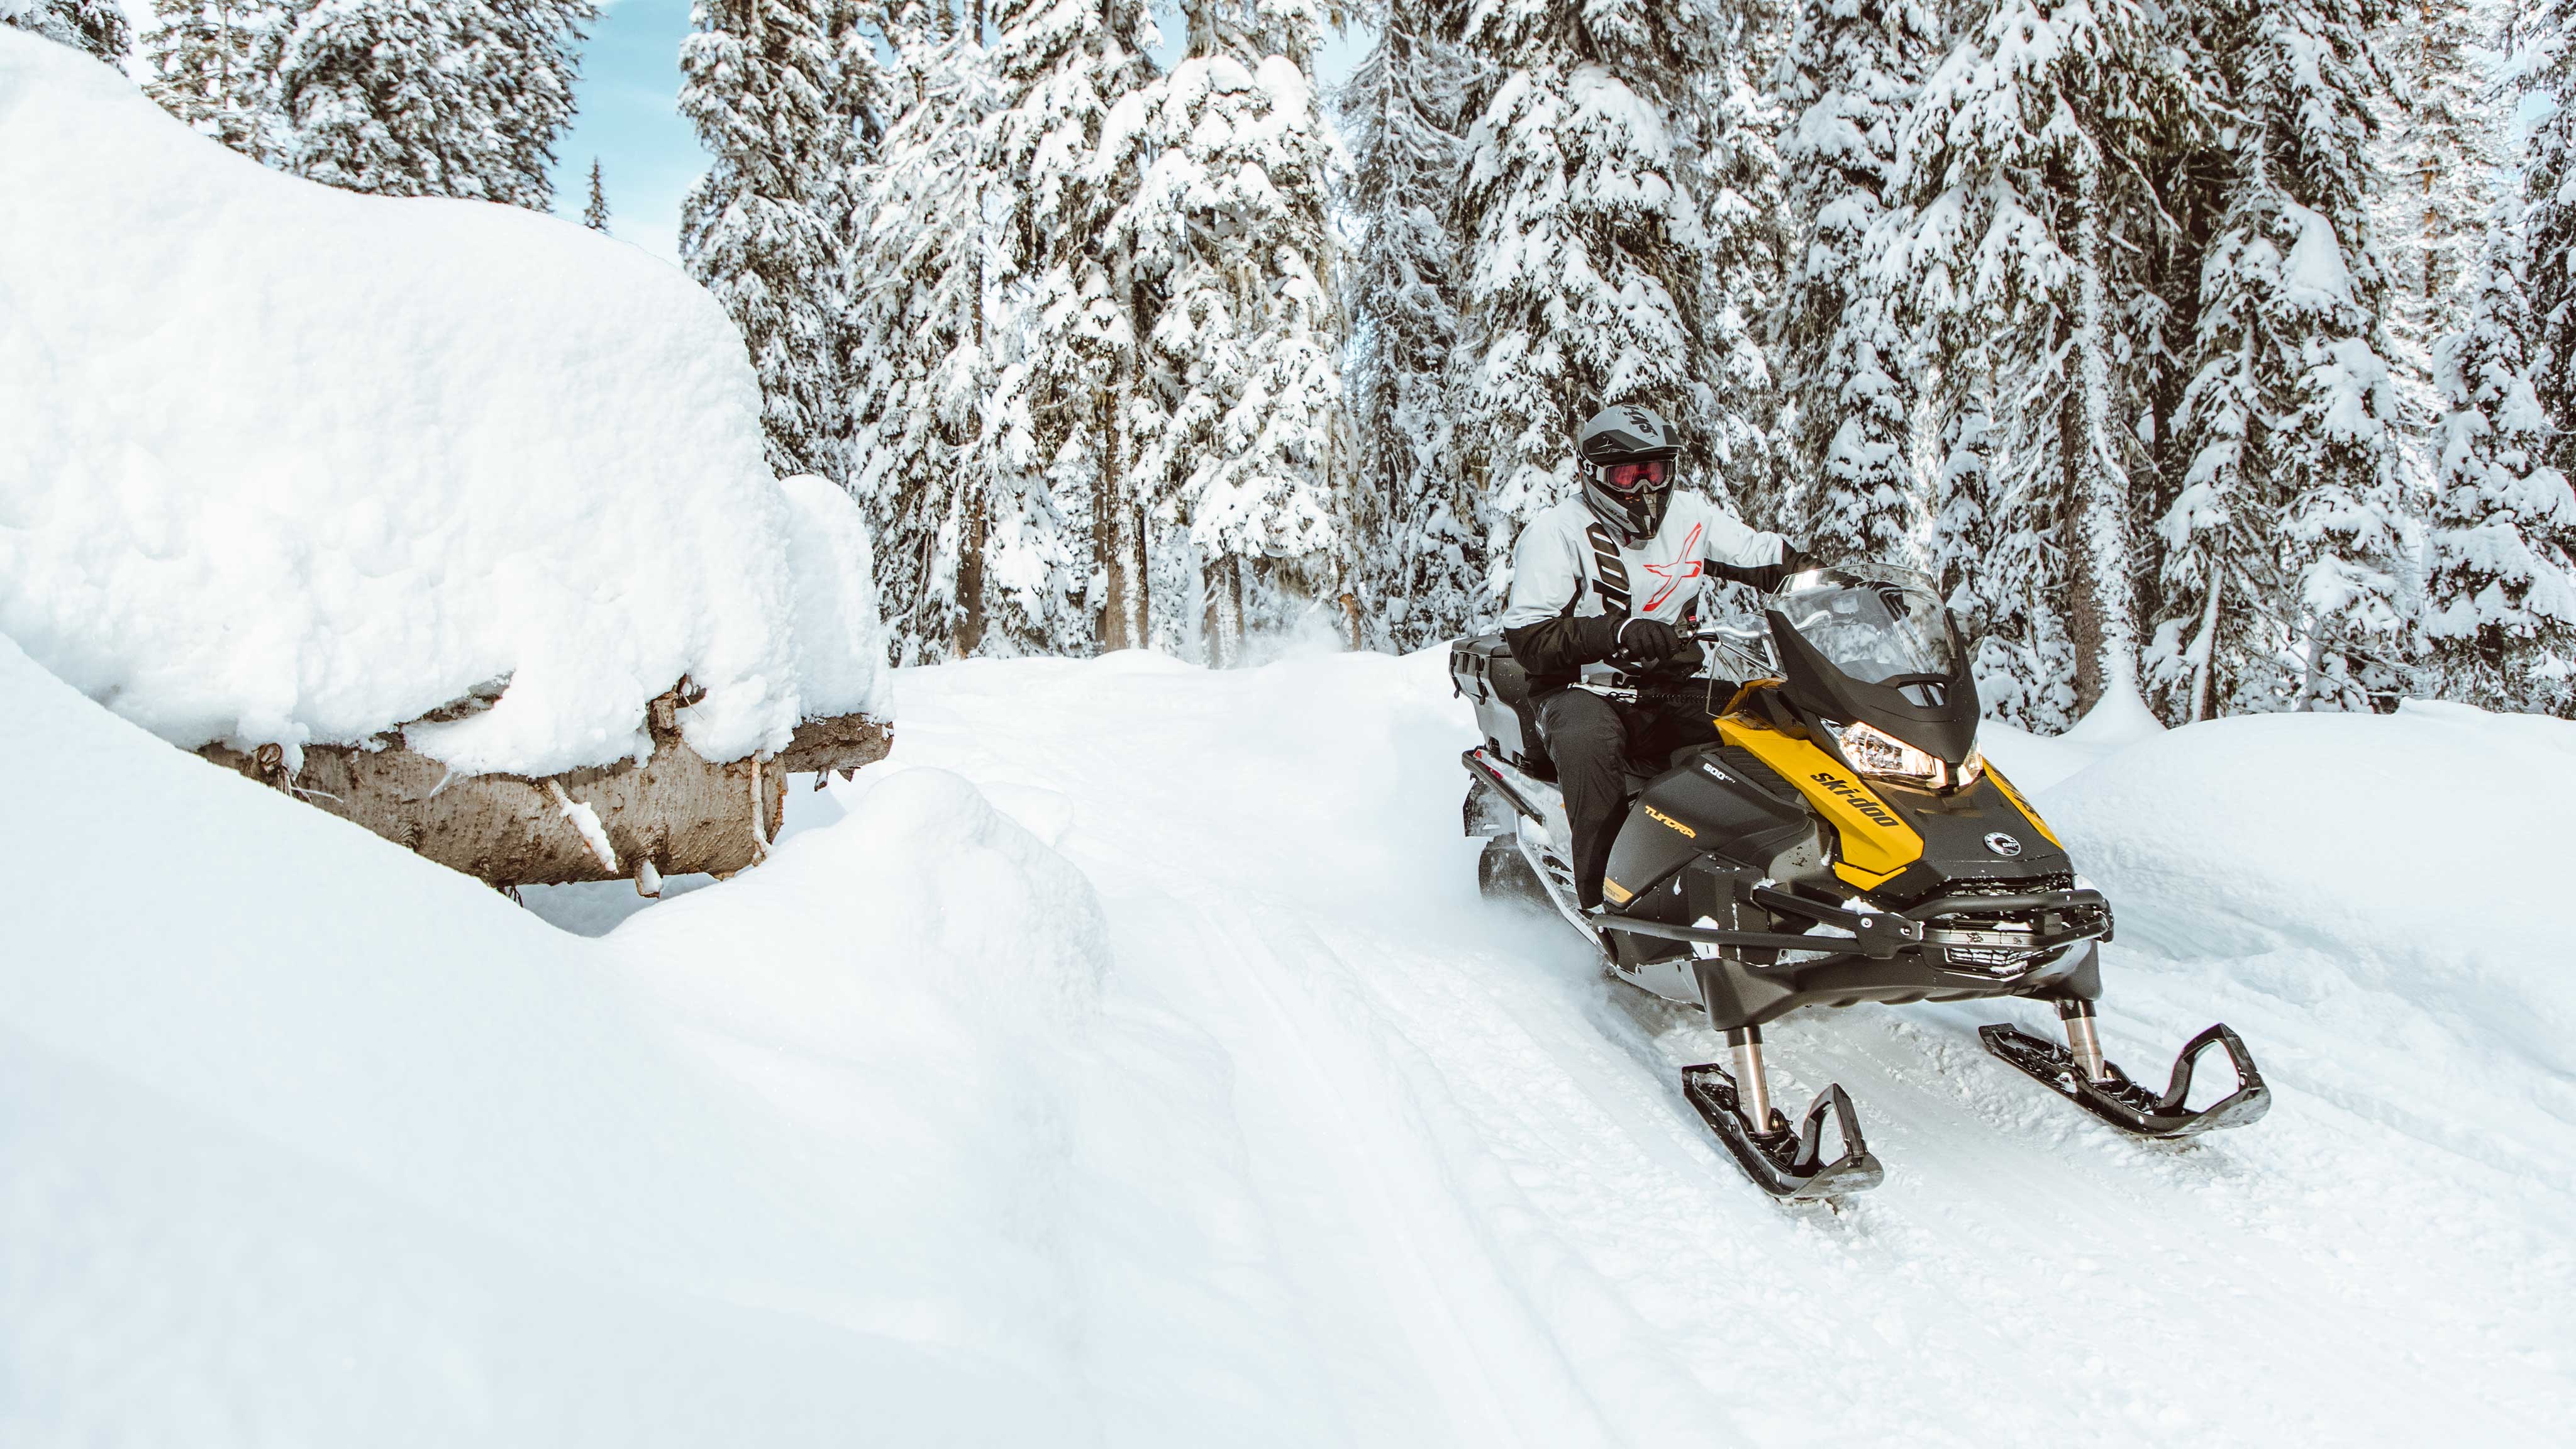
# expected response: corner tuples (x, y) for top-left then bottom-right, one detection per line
(1450, 563), (2268, 1199)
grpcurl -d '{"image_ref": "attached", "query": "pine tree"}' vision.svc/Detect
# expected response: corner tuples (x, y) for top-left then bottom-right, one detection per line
(2424, 173), (2576, 711)
(582, 155), (611, 230)
(1774, 0), (1935, 566)
(1888, 0), (2202, 718)
(1117, 0), (1342, 664)
(2518, 0), (2576, 461)
(146, 0), (275, 155)
(981, 0), (1162, 655)
(2154, 0), (2412, 718)
(1453, 0), (1737, 558)
(3, 0), (130, 64)
(271, 0), (593, 207)
(1696, 0), (1794, 533)
(1933, 356), (2081, 728)
(846, 0), (1000, 660)
(679, 0), (849, 482)
(1341, 0), (1477, 650)
(2373, 0), (2496, 376)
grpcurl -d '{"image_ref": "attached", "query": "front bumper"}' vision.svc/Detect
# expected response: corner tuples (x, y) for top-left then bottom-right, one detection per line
(1597, 882), (2114, 1031)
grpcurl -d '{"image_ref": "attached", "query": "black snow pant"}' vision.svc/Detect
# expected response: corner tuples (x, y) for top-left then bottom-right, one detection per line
(1536, 687), (1721, 909)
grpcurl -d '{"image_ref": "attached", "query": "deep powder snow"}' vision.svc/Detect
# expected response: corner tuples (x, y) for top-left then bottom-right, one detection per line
(5, 630), (2571, 1446)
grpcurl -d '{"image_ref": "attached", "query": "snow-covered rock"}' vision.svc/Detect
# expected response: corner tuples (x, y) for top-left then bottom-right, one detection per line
(0, 30), (888, 778)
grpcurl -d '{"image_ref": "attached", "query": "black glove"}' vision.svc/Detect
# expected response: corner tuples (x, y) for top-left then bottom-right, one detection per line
(1614, 618), (1702, 672)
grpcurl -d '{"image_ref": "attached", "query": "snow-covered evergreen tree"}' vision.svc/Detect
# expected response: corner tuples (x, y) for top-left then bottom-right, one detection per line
(145, 0), (277, 154)
(1932, 357), (2080, 728)
(1453, 0), (1733, 564)
(2424, 209), (2576, 711)
(2374, 0), (2496, 376)
(2519, 0), (2576, 470)
(980, 0), (1161, 655)
(1117, 0), (1342, 664)
(1341, 0), (1475, 649)
(271, 0), (592, 207)
(846, 0), (1000, 660)
(679, 0), (848, 481)
(1888, 0), (2201, 717)
(3, 0), (130, 64)
(1696, 0), (1793, 533)
(582, 155), (610, 230)
(1774, 0), (1935, 565)
(2155, 0), (2412, 718)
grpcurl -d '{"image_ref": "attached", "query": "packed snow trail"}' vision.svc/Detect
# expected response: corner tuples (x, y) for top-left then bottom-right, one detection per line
(8, 636), (2573, 1445)
(869, 647), (2575, 1446)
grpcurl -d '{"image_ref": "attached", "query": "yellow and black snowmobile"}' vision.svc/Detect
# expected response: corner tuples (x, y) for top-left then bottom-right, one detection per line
(1451, 563), (2268, 1199)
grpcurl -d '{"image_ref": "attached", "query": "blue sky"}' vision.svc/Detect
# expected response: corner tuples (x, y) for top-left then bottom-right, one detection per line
(544, 0), (701, 260)
(545, 3), (1370, 264)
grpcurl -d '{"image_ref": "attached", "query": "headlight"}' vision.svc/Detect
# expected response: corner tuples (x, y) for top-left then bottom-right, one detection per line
(1828, 721), (1980, 791)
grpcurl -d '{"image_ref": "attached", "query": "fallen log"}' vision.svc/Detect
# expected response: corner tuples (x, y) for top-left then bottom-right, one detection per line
(199, 686), (891, 888)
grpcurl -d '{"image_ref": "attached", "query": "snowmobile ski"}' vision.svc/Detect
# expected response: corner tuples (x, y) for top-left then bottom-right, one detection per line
(1979, 1019), (2271, 1138)
(1679, 1063), (1883, 1200)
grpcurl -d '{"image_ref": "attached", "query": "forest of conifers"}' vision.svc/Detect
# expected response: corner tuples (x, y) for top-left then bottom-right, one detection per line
(18, 0), (2575, 724)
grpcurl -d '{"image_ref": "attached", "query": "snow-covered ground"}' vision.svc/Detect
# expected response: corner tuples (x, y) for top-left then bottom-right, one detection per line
(8, 631), (2572, 1445)
(0, 33), (887, 776)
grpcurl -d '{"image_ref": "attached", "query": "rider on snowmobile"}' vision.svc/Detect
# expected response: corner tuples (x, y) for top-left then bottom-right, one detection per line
(1498, 403), (1812, 912)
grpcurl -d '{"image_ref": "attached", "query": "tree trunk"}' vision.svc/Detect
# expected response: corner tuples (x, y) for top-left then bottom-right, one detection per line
(1100, 367), (1143, 651)
(1101, 500), (1147, 651)
(955, 494), (987, 657)
(2188, 562), (2223, 722)
(2067, 160), (2141, 713)
(1206, 552), (1244, 667)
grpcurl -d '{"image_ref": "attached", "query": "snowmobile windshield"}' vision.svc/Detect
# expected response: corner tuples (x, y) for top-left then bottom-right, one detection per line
(1768, 565), (1959, 685)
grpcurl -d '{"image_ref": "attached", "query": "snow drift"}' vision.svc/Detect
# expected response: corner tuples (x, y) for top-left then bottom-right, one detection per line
(6, 628), (2573, 1441)
(0, 31), (887, 777)
(0, 633), (1150, 1445)
(2035, 701), (2576, 1063)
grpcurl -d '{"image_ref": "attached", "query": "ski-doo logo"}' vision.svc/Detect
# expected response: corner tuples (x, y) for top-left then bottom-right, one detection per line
(1984, 832), (2023, 858)
(1645, 804), (1696, 839)
(1809, 771), (1904, 828)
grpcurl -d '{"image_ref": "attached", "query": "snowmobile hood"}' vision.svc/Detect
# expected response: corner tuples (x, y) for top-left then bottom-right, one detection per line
(1713, 708), (2072, 899)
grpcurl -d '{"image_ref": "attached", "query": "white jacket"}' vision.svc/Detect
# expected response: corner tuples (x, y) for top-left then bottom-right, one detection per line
(1500, 492), (1789, 629)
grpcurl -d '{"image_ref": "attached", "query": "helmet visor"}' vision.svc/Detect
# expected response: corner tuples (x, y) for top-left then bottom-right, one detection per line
(1599, 459), (1673, 492)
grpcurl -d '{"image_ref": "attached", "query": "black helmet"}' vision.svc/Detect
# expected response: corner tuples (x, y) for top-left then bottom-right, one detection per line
(1576, 403), (1681, 540)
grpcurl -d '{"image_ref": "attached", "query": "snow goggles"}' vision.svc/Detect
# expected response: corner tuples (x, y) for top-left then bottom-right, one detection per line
(1596, 458), (1674, 492)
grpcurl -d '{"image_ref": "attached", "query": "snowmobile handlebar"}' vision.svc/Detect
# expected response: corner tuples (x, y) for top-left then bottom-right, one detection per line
(1689, 622), (1776, 680)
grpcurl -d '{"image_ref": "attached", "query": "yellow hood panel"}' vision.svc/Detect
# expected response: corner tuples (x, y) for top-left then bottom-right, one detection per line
(1714, 714), (1926, 889)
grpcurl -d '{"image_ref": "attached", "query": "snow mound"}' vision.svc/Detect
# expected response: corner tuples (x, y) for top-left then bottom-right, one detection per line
(2038, 699), (2576, 1077)
(0, 31), (887, 777)
(0, 634), (1192, 1443)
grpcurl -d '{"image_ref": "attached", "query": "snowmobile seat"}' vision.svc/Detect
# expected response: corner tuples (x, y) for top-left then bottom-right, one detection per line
(1450, 633), (1553, 780)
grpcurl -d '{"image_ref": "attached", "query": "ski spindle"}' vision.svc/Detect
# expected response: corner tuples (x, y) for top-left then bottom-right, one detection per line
(2057, 1000), (2111, 1083)
(1727, 1026), (1774, 1131)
